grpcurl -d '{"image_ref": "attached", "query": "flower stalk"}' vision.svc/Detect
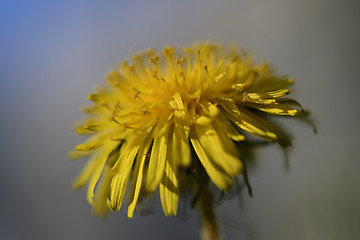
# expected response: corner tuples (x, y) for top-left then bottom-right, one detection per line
(198, 187), (222, 240)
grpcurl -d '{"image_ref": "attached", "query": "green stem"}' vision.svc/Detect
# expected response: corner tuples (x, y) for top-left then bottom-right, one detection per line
(198, 188), (222, 240)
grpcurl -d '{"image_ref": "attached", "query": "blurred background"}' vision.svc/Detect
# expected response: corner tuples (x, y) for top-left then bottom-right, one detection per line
(1, 0), (359, 239)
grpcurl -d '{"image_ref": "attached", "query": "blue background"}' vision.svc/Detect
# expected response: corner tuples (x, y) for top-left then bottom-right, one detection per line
(1, 0), (359, 239)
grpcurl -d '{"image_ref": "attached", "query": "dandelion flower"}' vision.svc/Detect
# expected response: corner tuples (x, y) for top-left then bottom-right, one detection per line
(70, 43), (310, 219)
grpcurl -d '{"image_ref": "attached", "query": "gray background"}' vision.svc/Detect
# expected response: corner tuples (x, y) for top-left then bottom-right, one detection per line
(1, 0), (359, 239)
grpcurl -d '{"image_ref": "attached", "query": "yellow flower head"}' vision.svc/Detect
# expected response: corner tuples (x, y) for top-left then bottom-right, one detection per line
(70, 43), (309, 217)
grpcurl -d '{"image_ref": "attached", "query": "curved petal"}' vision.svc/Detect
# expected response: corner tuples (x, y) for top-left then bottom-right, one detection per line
(127, 128), (154, 218)
(160, 127), (179, 216)
(194, 123), (242, 176)
(145, 119), (170, 192)
(190, 129), (233, 191)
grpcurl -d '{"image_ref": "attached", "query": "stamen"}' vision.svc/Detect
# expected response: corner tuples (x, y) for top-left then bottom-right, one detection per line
(132, 54), (141, 62)
(146, 48), (156, 57)
(149, 56), (164, 80)
(197, 50), (202, 67)
(176, 58), (185, 64)
(149, 56), (160, 65)
(123, 123), (134, 129)
(101, 103), (112, 111)
(152, 70), (160, 80)
(115, 101), (123, 110)
(128, 64), (135, 72)
(203, 65), (209, 75)
(134, 91), (144, 102)
(176, 58), (186, 75)
(184, 47), (192, 70)
(163, 47), (174, 56)
(108, 116), (120, 125)
(214, 72), (226, 82)
(163, 47), (176, 74)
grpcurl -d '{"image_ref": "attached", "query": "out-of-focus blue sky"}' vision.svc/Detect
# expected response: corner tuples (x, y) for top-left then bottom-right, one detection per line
(1, 0), (359, 239)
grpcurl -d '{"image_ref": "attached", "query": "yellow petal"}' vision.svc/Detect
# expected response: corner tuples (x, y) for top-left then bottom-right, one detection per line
(169, 92), (186, 118)
(86, 140), (119, 205)
(246, 89), (291, 100)
(127, 129), (154, 218)
(108, 169), (131, 211)
(173, 122), (191, 167)
(88, 93), (122, 104)
(194, 124), (242, 175)
(220, 98), (282, 143)
(214, 113), (245, 142)
(243, 95), (277, 105)
(109, 127), (152, 211)
(238, 107), (291, 147)
(195, 115), (212, 126)
(160, 127), (179, 216)
(75, 130), (117, 152)
(93, 165), (111, 217)
(247, 70), (294, 92)
(81, 104), (105, 115)
(200, 102), (219, 118)
(245, 102), (298, 116)
(145, 120), (169, 192)
(106, 69), (127, 88)
(108, 148), (138, 211)
(73, 123), (93, 135)
(277, 98), (305, 112)
(190, 129), (233, 191)
(84, 122), (119, 132)
(113, 107), (138, 116)
(68, 148), (93, 160)
(73, 153), (100, 190)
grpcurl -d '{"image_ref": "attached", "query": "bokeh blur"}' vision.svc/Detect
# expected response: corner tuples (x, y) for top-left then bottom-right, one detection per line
(1, 0), (359, 239)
